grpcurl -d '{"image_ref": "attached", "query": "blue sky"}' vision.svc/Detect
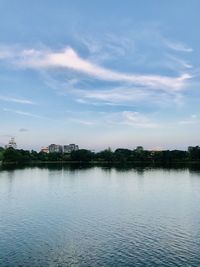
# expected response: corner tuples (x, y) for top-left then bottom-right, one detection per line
(0, 0), (200, 151)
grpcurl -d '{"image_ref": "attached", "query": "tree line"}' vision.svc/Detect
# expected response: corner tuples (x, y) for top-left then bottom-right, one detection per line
(1, 146), (200, 164)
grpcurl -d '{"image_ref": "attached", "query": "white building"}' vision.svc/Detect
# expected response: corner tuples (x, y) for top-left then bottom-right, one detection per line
(5, 137), (17, 149)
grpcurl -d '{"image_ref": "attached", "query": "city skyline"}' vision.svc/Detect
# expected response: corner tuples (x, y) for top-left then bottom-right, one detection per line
(0, 0), (200, 151)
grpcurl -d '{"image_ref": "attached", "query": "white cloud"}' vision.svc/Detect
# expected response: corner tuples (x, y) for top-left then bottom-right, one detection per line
(64, 106), (159, 129)
(0, 46), (15, 59)
(69, 118), (97, 126)
(0, 95), (35, 105)
(0, 42), (194, 109)
(120, 111), (158, 128)
(75, 87), (148, 103)
(3, 108), (45, 119)
(164, 40), (193, 53)
(107, 111), (159, 129)
(73, 85), (180, 107)
(68, 110), (158, 129)
(76, 98), (134, 107)
(5, 46), (191, 92)
(166, 54), (193, 70)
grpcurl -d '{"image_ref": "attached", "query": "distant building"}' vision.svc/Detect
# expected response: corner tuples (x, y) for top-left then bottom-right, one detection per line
(47, 143), (79, 153)
(48, 144), (63, 153)
(63, 145), (70, 153)
(40, 147), (49, 153)
(5, 137), (17, 149)
(63, 144), (79, 153)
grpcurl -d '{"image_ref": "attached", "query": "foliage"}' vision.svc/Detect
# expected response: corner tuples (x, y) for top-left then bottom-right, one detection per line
(71, 149), (94, 162)
(0, 147), (5, 161)
(1, 145), (200, 164)
(95, 148), (114, 162)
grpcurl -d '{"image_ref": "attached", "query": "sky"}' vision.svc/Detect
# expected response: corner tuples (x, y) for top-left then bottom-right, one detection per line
(0, 0), (200, 151)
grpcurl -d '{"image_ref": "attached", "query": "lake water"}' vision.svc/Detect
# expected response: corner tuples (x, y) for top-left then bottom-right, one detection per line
(0, 165), (200, 266)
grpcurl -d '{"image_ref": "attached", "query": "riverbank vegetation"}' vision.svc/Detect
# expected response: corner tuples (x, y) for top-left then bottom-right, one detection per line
(1, 146), (200, 164)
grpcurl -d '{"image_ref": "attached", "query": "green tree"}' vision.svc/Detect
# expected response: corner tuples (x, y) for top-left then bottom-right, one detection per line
(71, 149), (94, 162)
(3, 148), (23, 163)
(95, 148), (114, 162)
(0, 147), (4, 161)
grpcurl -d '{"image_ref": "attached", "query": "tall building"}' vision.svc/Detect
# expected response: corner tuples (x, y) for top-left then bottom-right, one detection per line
(63, 144), (79, 153)
(48, 143), (79, 153)
(48, 144), (63, 153)
(5, 137), (17, 149)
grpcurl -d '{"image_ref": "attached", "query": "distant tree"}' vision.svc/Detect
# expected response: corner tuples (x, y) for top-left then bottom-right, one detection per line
(132, 148), (150, 161)
(37, 152), (48, 161)
(0, 147), (4, 161)
(48, 152), (62, 161)
(95, 148), (114, 162)
(188, 146), (200, 160)
(114, 148), (132, 162)
(135, 146), (144, 152)
(30, 150), (38, 160)
(3, 148), (23, 163)
(71, 149), (94, 162)
(62, 153), (71, 161)
(1, 145), (200, 164)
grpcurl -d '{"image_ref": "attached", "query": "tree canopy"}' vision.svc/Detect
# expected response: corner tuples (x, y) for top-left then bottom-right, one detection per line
(1, 146), (200, 164)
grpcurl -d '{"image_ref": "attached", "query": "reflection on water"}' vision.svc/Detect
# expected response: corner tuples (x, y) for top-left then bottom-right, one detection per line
(0, 165), (200, 266)
(2, 161), (200, 172)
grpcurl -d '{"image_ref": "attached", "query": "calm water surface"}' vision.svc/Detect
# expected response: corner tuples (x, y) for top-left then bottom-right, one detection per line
(0, 165), (200, 266)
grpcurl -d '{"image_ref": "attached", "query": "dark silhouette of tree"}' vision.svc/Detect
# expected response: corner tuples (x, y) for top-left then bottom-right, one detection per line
(71, 149), (94, 162)
(114, 148), (132, 162)
(95, 148), (114, 162)
(188, 146), (200, 160)
(0, 147), (4, 161)
(1, 145), (200, 164)
(3, 148), (23, 163)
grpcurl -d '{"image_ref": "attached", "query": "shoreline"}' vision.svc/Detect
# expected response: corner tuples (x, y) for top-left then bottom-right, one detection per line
(1, 160), (200, 166)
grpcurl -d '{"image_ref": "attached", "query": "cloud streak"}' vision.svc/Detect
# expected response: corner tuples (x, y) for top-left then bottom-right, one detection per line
(121, 111), (158, 128)
(68, 110), (158, 129)
(164, 40), (193, 53)
(0, 95), (35, 105)
(3, 108), (45, 119)
(0, 46), (191, 92)
(72, 85), (181, 107)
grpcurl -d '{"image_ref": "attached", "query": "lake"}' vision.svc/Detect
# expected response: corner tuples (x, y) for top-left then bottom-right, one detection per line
(0, 164), (200, 266)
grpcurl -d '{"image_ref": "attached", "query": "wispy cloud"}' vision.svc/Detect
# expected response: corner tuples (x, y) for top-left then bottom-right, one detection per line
(166, 54), (193, 70)
(0, 45), (16, 59)
(69, 118), (97, 126)
(77, 33), (134, 63)
(23, 48), (191, 90)
(73, 85), (181, 107)
(3, 108), (45, 119)
(179, 114), (200, 125)
(0, 37), (194, 110)
(67, 110), (158, 129)
(115, 111), (158, 128)
(0, 95), (35, 105)
(75, 87), (148, 103)
(76, 98), (134, 107)
(164, 39), (193, 53)
(0, 46), (191, 92)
